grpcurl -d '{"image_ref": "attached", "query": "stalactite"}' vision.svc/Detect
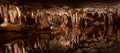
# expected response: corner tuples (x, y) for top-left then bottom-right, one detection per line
(0, 4), (120, 28)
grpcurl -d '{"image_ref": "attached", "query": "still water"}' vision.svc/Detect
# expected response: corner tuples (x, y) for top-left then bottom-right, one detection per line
(0, 25), (120, 53)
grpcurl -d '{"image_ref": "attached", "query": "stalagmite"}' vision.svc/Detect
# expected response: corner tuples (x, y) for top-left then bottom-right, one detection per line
(16, 6), (21, 24)
(8, 5), (18, 24)
(35, 9), (40, 24)
(0, 5), (9, 27)
(0, 5), (1, 12)
(108, 13), (113, 25)
(0, 5), (4, 24)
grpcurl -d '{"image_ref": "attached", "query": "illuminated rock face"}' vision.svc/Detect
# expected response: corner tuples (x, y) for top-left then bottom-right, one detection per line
(0, 5), (21, 27)
(0, 4), (120, 28)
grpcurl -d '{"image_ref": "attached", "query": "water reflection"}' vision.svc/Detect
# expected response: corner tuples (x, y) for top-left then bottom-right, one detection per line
(0, 25), (120, 53)
(0, 4), (120, 53)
